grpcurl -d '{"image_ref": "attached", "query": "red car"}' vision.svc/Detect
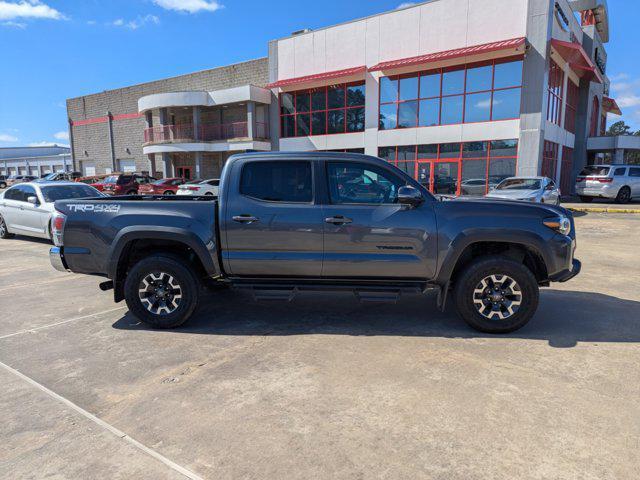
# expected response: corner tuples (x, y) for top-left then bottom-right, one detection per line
(77, 173), (119, 192)
(138, 177), (186, 195)
(102, 173), (157, 195)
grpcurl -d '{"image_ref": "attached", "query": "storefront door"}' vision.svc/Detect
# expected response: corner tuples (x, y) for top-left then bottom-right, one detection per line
(176, 167), (192, 180)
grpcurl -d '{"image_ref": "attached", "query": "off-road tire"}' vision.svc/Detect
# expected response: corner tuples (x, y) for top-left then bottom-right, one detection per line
(163, 191), (175, 195)
(0, 214), (14, 239)
(615, 186), (631, 204)
(579, 196), (593, 203)
(453, 255), (539, 334)
(124, 254), (200, 329)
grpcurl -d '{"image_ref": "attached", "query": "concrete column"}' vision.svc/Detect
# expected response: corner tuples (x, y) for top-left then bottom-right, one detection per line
(614, 148), (625, 164)
(162, 153), (172, 178)
(192, 106), (201, 141)
(246, 102), (255, 140)
(106, 111), (117, 172)
(517, 0), (554, 177)
(194, 152), (203, 179)
(364, 71), (380, 157)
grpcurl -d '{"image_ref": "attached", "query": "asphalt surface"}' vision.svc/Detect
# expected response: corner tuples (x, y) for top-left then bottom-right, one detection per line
(1, 213), (639, 479)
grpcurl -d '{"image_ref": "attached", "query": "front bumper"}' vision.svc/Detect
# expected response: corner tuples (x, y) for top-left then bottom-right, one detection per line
(50, 246), (69, 272)
(549, 258), (581, 283)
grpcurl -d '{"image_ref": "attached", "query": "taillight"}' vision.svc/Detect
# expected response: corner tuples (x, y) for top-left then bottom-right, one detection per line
(51, 211), (66, 246)
(597, 178), (613, 183)
(575, 177), (585, 182)
(187, 186), (199, 191)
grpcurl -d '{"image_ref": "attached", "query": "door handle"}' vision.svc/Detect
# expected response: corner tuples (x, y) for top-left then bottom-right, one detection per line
(325, 215), (353, 225)
(232, 215), (259, 224)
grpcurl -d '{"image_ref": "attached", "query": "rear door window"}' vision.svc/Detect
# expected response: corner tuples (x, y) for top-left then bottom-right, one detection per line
(240, 161), (313, 203)
(580, 166), (610, 176)
(614, 167), (627, 176)
(629, 168), (640, 177)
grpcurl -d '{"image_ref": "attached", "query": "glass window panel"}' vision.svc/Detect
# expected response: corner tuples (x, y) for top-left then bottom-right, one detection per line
(312, 111), (326, 135)
(463, 141), (489, 158)
(464, 92), (492, 123)
(379, 104), (397, 130)
(311, 90), (326, 111)
(399, 76), (419, 101)
(346, 107), (365, 132)
(397, 145), (417, 161)
(418, 98), (440, 127)
(442, 69), (465, 96)
(465, 65), (493, 93)
(328, 162), (405, 204)
(378, 147), (396, 163)
(281, 93), (295, 115)
(440, 95), (464, 124)
(492, 88), (521, 120)
(439, 143), (461, 158)
(281, 115), (295, 138)
(489, 139), (518, 157)
(295, 92), (310, 112)
(494, 60), (523, 89)
(420, 73), (441, 98)
(347, 84), (366, 107)
(328, 85), (345, 109)
(296, 114), (310, 136)
(433, 162), (458, 195)
(417, 144), (438, 159)
(417, 163), (431, 189)
(397, 101), (418, 128)
(328, 110), (345, 133)
(461, 159), (488, 196)
(396, 161), (416, 178)
(488, 158), (517, 187)
(380, 77), (399, 104)
(241, 161), (312, 203)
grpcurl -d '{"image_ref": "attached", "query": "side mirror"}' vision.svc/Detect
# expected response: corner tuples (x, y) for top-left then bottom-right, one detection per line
(398, 185), (424, 208)
(27, 196), (39, 205)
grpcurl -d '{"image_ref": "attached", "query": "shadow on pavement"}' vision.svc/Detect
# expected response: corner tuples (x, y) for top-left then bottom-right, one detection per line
(112, 288), (640, 348)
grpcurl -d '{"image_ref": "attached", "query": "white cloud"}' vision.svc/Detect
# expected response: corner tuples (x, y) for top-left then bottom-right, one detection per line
(110, 14), (159, 30)
(86, 19), (96, 25)
(609, 72), (640, 128)
(0, 1), (66, 21)
(153, 0), (222, 14)
(617, 95), (640, 109)
(396, 2), (416, 9)
(1, 20), (26, 28)
(53, 131), (69, 140)
(28, 141), (69, 147)
(0, 133), (18, 142)
(475, 99), (493, 109)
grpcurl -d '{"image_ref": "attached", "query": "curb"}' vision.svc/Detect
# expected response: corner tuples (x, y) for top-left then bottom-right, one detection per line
(565, 206), (640, 214)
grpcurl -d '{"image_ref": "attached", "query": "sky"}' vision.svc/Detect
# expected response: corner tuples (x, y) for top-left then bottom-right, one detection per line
(0, 0), (639, 148)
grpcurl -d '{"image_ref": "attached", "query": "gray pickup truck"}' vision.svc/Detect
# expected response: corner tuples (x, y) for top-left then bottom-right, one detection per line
(47, 152), (580, 334)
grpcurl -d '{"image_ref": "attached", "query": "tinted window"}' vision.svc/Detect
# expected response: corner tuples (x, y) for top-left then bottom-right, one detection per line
(328, 162), (405, 205)
(41, 185), (99, 202)
(399, 76), (419, 101)
(117, 176), (133, 185)
(579, 166), (610, 176)
(630, 168), (640, 177)
(494, 60), (523, 89)
(614, 168), (627, 176)
(492, 88), (521, 120)
(465, 65), (493, 93)
(240, 161), (312, 203)
(442, 69), (465, 95)
(497, 179), (542, 190)
(4, 187), (22, 201)
(380, 77), (398, 103)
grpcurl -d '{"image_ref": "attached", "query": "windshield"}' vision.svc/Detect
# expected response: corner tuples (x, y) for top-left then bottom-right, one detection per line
(579, 166), (610, 176)
(103, 176), (118, 184)
(497, 179), (541, 191)
(42, 173), (58, 181)
(41, 185), (100, 202)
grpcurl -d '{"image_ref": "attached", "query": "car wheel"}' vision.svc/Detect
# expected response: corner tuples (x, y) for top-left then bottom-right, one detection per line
(127, 190), (137, 195)
(124, 254), (200, 329)
(204, 192), (214, 196)
(0, 214), (15, 239)
(163, 191), (175, 195)
(615, 186), (631, 204)
(0, 182), (6, 189)
(453, 255), (539, 334)
(579, 196), (594, 203)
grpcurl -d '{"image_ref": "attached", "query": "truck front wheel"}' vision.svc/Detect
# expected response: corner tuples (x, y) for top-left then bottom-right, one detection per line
(124, 254), (200, 329)
(453, 255), (539, 334)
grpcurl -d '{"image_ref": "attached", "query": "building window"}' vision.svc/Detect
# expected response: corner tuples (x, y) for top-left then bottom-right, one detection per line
(565, 79), (579, 134)
(542, 141), (559, 180)
(279, 82), (365, 138)
(600, 113), (607, 136)
(589, 96), (600, 137)
(547, 59), (564, 126)
(378, 58), (523, 130)
(560, 147), (574, 194)
(378, 139), (518, 196)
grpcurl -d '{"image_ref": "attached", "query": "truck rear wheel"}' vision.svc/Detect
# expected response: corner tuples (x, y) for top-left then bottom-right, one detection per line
(124, 254), (200, 329)
(453, 255), (539, 334)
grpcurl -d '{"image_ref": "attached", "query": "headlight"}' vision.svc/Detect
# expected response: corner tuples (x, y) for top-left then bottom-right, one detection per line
(544, 215), (571, 236)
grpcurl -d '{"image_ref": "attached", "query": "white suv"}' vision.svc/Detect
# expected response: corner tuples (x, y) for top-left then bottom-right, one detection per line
(575, 165), (640, 204)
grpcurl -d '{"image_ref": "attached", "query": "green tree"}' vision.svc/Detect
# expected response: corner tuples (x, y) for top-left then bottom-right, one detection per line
(607, 120), (632, 136)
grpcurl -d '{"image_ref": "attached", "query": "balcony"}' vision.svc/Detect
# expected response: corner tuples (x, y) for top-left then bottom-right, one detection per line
(143, 122), (270, 144)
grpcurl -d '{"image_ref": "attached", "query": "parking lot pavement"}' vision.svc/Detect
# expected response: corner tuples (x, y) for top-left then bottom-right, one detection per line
(1, 213), (639, 479)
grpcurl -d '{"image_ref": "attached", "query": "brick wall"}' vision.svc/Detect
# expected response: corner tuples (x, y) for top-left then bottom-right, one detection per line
(68, 58), (268, 174)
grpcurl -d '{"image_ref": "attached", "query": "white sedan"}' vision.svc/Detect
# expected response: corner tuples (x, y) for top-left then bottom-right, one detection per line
(176, 179), (220, 196)
(0, 181), (102, 241)
(485, 177), (561, 205)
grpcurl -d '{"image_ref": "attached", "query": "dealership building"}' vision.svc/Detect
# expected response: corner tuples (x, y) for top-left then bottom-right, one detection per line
(67, 0), (621, 195)
(0, 145), (72, 178)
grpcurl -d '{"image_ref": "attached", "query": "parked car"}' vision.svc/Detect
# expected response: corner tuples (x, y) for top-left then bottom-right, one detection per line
(6, 175), (37, 187)
(485, 177), (561, 205)
(575, 164), (640, 204)
(0, 181), (101, 241)
(176, 178), (219, 196)
(48, 152), (580, 334)
(38, 171), (82, 182)
(77, 173), (120, 192)
(101, 173), (157, 195)
(138, 177), (186, 195)
(0, 175), (7, 189)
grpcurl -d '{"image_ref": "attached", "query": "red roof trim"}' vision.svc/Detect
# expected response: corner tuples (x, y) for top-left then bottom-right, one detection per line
(71, 113), (142, 127)
(267, 65), (367, 89)
(113, 113), (143, 121)
(551, 38), (603, 84)
(602, 96), (622, 115)
(369, 37), (526, 72)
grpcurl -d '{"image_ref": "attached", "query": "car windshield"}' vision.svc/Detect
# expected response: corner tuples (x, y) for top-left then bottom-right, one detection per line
(40, 185), (100, 202)
(579, 166), (610, 176)
(103, 176), (118, 184)
(497, 179), (542, 191)
(42, 173), (58, 181)
(152, 179), (170, 185)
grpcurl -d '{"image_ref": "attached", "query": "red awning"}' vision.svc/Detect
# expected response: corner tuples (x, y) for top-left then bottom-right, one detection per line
(369, 37), (526, 72)
(602, 96), (622, 115)
(267, 66), (367, 89)
(550, 38), (603, 84)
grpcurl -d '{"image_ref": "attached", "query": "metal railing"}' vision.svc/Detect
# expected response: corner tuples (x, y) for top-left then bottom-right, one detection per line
(143, 121), (270, 144)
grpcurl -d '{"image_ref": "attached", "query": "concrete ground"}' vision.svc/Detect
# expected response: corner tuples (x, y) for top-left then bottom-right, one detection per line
(1, 213), (639, 480)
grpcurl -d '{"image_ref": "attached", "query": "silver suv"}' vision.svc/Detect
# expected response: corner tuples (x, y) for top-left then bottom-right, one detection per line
(575, 165), (640, 204)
